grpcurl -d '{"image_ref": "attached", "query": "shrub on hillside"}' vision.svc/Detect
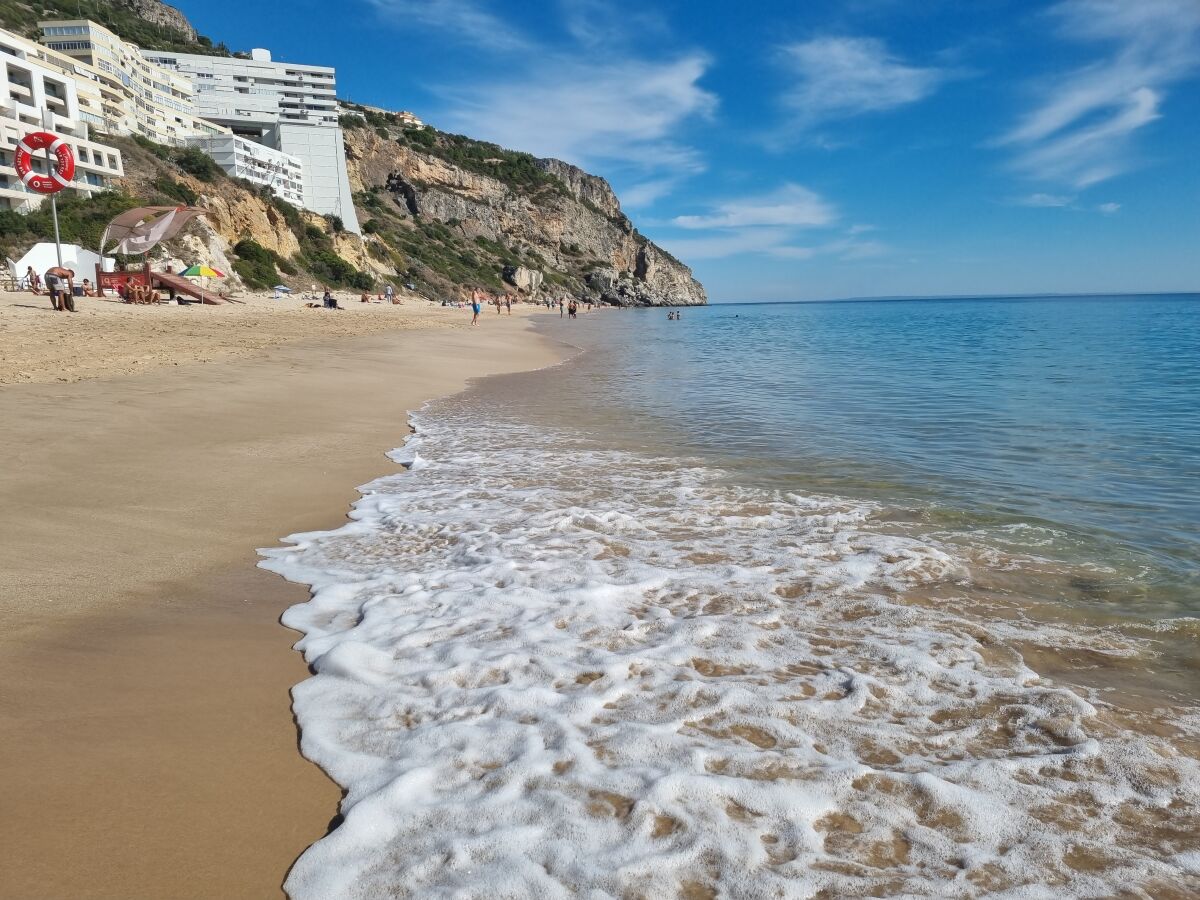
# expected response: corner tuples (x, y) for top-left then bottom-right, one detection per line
(152, 174), (197, 206)
(232, 238), (280, 289)
(307, 249), (356, 285)
(173, 148), (222, 182)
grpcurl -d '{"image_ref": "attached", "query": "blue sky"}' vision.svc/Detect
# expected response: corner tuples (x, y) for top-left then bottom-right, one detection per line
(178, 0), (1200, 301)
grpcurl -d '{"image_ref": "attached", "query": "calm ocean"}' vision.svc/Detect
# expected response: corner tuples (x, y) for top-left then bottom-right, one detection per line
(265, 294), (1200, 898)
(537, 294), (1200, 621)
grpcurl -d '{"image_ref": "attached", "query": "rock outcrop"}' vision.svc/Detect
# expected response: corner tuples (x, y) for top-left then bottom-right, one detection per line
(343, 128), (706, 306)
(503, 265), (543, 293)
(117, 0), (198, 42)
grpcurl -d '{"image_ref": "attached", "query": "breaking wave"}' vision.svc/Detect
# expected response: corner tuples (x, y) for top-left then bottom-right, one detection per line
(261, 400), (1200, 899)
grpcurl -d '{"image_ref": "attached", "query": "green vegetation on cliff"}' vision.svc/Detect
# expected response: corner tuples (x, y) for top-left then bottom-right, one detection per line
(0, 190), (139, 259)
(0, 0), (229, 54)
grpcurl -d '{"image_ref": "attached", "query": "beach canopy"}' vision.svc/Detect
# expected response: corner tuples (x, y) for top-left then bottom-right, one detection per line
(179, 264), (225, 278)
(272, 284), (292, 292)
(101, 206), (207, 256)
(12, 242), (114, 278)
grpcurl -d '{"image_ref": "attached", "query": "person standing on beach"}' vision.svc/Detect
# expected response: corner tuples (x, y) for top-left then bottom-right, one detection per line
(471, 289), (483, 326)
(44, 267), (75, 311)
(384, 283), (395, 304)
(559, 297), (565, 318)
(505, 295), (512, 315)
(26, 266), (39, 293)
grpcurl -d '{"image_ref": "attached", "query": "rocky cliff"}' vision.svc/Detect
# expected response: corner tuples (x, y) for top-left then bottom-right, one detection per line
(117, 0), (197, 42)
(340, 117), (706, 306)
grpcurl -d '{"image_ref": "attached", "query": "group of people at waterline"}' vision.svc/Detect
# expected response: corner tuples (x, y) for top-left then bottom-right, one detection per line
(467, 288), (596, 325)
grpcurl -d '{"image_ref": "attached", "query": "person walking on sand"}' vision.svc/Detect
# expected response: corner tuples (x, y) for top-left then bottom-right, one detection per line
(25, 266), (39, 293)
(559, 297), (565, 318)
(471, 289), (483, 326)
(505, 295), (512, 315)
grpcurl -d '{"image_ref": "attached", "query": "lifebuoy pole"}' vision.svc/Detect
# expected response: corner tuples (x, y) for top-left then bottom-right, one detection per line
(38, 111), (63, 267)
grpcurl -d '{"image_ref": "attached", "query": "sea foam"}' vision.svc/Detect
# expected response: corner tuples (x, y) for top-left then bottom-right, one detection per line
(261, 401), (1200, 898)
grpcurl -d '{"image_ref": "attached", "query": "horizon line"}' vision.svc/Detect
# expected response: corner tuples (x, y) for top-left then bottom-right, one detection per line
(706, 290), (1200, 305)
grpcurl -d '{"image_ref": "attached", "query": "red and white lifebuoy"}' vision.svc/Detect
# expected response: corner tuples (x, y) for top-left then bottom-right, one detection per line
(14, 131), (75, 195)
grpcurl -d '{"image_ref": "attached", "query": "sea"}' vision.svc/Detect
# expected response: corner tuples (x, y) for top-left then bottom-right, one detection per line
(262, 294), (1200, 898)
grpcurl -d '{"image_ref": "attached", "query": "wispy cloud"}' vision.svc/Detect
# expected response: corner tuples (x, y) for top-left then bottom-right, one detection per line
(660, 229), (887, 262)
(559, 0), (668, 49)
(660, 184), (887, 262)
(780, 36), (947, 129)
(365, 0), (530, 52)
(366, 0), (714, 201)
(436, 54), (715, 173)
(1008, 193), (1123, 214)
(619, 178), (681, 209)
(1015, 192), (1075, 207)
(672, 184), (836, 229)
(999, 0), (1200, 187)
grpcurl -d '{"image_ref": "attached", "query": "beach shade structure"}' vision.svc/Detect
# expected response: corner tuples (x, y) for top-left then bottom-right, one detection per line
(179, 264), (225, 298)
(100, 206), (208, 257)
(179, 264), (225, 278)
(272, 284), (292, 299)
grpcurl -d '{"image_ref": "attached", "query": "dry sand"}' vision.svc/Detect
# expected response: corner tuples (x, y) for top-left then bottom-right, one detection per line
(0, 296), (564, 898)
(0, 286), (468, 386)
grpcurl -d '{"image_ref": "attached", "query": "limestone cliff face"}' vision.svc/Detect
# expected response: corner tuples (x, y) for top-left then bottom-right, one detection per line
(342, 129), (706, 306)
(117, 0), (198, 42)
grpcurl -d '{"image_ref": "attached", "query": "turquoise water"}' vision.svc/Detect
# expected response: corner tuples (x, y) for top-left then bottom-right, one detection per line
(268, 294), (1200, 894)
(536, 295), (1200, 621)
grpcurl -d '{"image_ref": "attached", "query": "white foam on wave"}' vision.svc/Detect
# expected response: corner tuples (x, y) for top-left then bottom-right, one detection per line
(261, 402), (1200, 899)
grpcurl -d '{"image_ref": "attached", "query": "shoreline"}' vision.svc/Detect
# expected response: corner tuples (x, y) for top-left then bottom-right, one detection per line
(0, 312), (566, 898)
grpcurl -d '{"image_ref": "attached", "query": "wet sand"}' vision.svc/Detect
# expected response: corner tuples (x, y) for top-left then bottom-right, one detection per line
(0, 315), (563, 898)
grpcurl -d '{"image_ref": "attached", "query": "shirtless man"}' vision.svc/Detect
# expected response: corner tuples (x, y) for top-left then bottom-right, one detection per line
(44, 267), (75, 311)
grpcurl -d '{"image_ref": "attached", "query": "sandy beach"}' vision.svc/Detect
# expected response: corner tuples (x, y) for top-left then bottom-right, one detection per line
(0, 290), (563, 898)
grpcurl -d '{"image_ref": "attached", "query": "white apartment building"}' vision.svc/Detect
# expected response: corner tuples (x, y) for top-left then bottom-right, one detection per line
(144, 48), (359, 232)
(36, 21), (305, 208)
(0, 28), (108, 132)
(184, 133), (304, 207)
(0, 30), (123, 212)
(39, 20), (226, 147)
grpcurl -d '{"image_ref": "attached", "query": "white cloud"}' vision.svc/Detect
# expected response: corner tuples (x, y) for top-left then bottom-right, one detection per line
(365, 1), (715, 206)
(847, 223), (877, 234)
(659, 228), (887, 263)
(780, 36), (947, 128)
(1097, 202), (1121, 214)
(1015, 192), (1075, 207)
(559, 0), (667, 48)
(435, 54), (716, 174)
(999, 0), (1200, 187)
(672, 183), (836, 229)
(619, 178), (679, 209)
(365, 0), (529, 52)
(661, 229), (804, 260)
